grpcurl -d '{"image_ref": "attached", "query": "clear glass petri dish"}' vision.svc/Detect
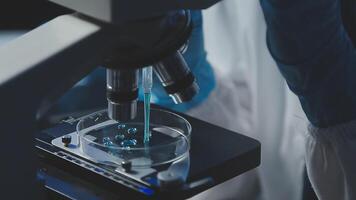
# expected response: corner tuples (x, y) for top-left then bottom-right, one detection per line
(76, 107), (191, 168)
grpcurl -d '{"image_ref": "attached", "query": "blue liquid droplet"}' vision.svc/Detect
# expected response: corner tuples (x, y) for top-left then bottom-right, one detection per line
(118, 124), (126, 130)
(104, 140), (114, 147)
(115, 134), (125, 141)
(127, 128), (138, 135)
(120, 139), (137, 147)
(102, 137), (111, 143)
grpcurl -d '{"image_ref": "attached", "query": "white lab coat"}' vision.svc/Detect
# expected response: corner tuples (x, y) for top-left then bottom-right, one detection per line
(188, 1), (308, 199)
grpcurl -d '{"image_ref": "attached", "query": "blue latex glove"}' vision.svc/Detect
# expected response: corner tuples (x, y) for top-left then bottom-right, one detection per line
(54, 10), (215, 114)
(260, 0), (356, 127)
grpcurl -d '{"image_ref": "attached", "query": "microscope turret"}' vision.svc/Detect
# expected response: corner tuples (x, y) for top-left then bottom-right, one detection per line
(51, 0), (200, 122)
(102, 10), (199, 121)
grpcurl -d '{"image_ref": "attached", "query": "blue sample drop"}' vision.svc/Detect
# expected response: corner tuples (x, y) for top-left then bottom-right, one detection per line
(120, 139), (137, 147)
(102, 137), (114, 146)
(127, 128), (138, 135)
(115, 134), (125, 141)
(118, 124), (126, 130)
(104, 140), (114, 147)
(102, 137), (111, 143)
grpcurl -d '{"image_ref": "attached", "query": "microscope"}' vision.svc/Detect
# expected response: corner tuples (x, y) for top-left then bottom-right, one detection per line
(0, 0), (260, 199)
(103, 10), (199, 121)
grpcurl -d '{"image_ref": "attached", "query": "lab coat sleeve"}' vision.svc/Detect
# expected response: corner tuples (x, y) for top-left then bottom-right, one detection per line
(260, 0), (356, 199)
(306, 120), (356, 200)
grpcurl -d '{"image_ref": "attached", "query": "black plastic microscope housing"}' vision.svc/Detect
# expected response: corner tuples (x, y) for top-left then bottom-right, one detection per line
(103, 10), (199, 122)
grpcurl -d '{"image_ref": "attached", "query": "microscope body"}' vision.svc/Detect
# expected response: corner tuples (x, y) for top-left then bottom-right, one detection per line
(101, 10), (199, 121)
(50, 0), (204, 122)
(0, 0), (222, 198)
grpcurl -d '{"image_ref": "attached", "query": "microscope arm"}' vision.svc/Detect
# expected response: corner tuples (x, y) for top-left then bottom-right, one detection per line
(0, 14), (124, 198)
(50, 0), (222, 24)
(0, 14), (126, 119)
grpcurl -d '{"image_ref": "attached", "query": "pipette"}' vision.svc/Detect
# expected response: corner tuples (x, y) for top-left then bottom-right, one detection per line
(142, 66), (153, 145)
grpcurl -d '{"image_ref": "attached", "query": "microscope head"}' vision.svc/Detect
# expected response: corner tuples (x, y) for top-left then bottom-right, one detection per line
(49, 0), (209, 122)
(103, 10), (199, 122)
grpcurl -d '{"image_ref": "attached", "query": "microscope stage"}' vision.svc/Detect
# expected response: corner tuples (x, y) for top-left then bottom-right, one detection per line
(35, 106), (260, 199)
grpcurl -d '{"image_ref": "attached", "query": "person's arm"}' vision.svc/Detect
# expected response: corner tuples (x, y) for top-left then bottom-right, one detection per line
(260, 0), (356, 128)
(260, 0), (356, 199)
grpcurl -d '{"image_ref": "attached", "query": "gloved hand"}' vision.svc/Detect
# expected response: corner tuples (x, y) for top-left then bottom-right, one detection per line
(52, 10), (215, 115)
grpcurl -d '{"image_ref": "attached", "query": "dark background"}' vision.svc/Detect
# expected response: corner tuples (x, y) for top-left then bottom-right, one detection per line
(341, 0), (356, 46)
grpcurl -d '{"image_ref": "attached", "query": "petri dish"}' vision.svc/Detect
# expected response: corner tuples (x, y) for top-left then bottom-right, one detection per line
(76, 107), (191, 168)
